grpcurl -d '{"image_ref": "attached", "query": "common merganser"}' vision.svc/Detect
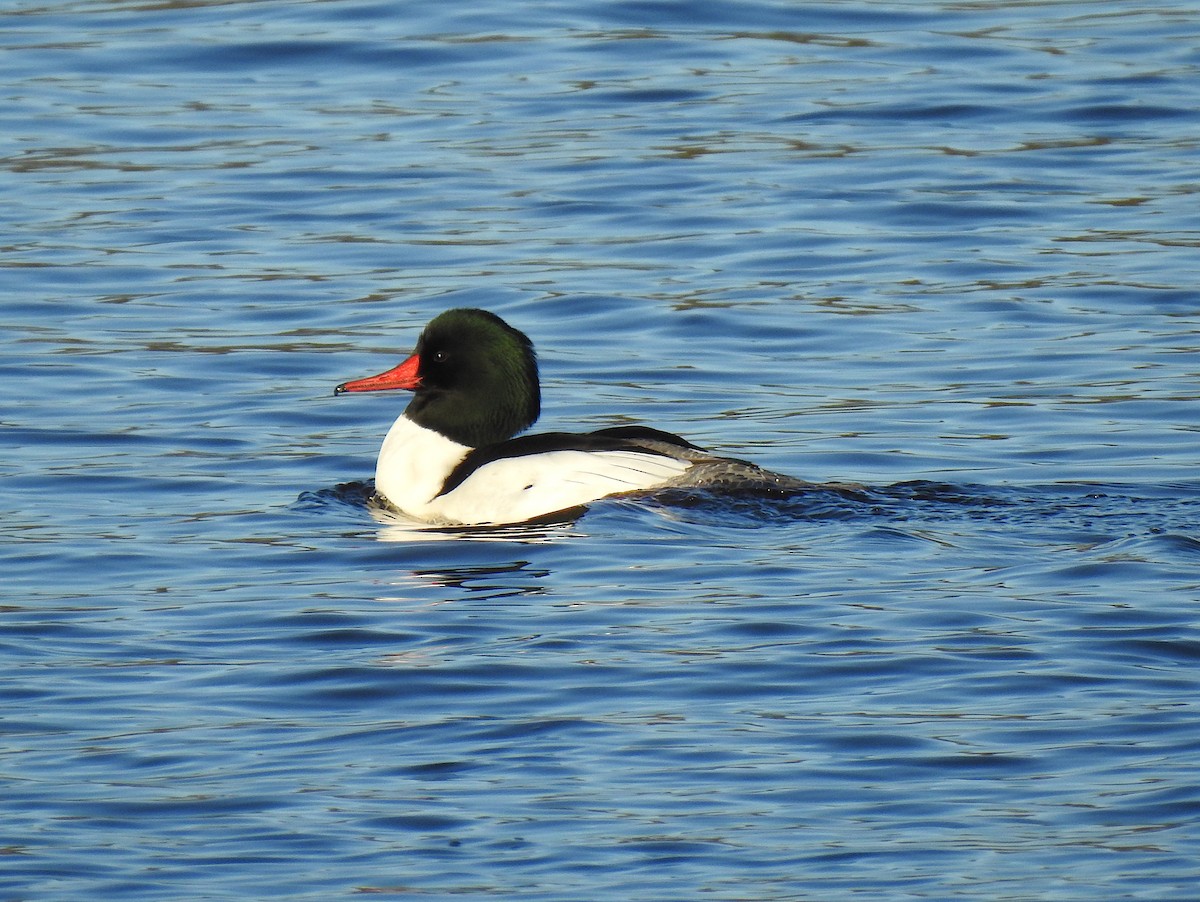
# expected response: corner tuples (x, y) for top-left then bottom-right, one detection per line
(336, 308), (814, 525)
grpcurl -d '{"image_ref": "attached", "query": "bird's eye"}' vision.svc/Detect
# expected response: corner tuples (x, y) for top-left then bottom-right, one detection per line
(430, 349), (448, 363)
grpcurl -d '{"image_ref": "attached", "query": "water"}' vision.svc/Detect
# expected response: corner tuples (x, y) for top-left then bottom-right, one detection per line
(3, 1), (1200, 898)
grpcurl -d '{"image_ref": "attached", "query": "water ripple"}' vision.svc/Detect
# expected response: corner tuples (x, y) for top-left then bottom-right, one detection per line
(4, 1), (1200, 899)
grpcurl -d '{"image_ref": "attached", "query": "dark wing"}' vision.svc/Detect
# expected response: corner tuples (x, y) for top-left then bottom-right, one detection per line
(587, 425), (706, 452)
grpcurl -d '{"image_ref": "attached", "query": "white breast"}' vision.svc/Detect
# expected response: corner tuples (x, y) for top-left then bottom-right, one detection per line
(373, 415), (470, 520)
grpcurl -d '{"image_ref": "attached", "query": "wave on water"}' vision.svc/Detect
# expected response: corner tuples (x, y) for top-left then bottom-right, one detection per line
(295, 480), (377, 513)
(652, 479), (1200, 537)
(296, 478), (1200, 544)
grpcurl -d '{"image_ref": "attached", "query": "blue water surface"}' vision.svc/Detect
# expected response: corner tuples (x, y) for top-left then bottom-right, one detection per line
(3, 1), (1200, 899)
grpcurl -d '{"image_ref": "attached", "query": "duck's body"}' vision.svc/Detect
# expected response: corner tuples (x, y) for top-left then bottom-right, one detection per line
(372, 416), (700, 524)
(337, 308), (812, 526)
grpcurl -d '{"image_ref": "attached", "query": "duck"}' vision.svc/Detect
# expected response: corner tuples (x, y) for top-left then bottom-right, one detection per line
(336, 308), (816, 525)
